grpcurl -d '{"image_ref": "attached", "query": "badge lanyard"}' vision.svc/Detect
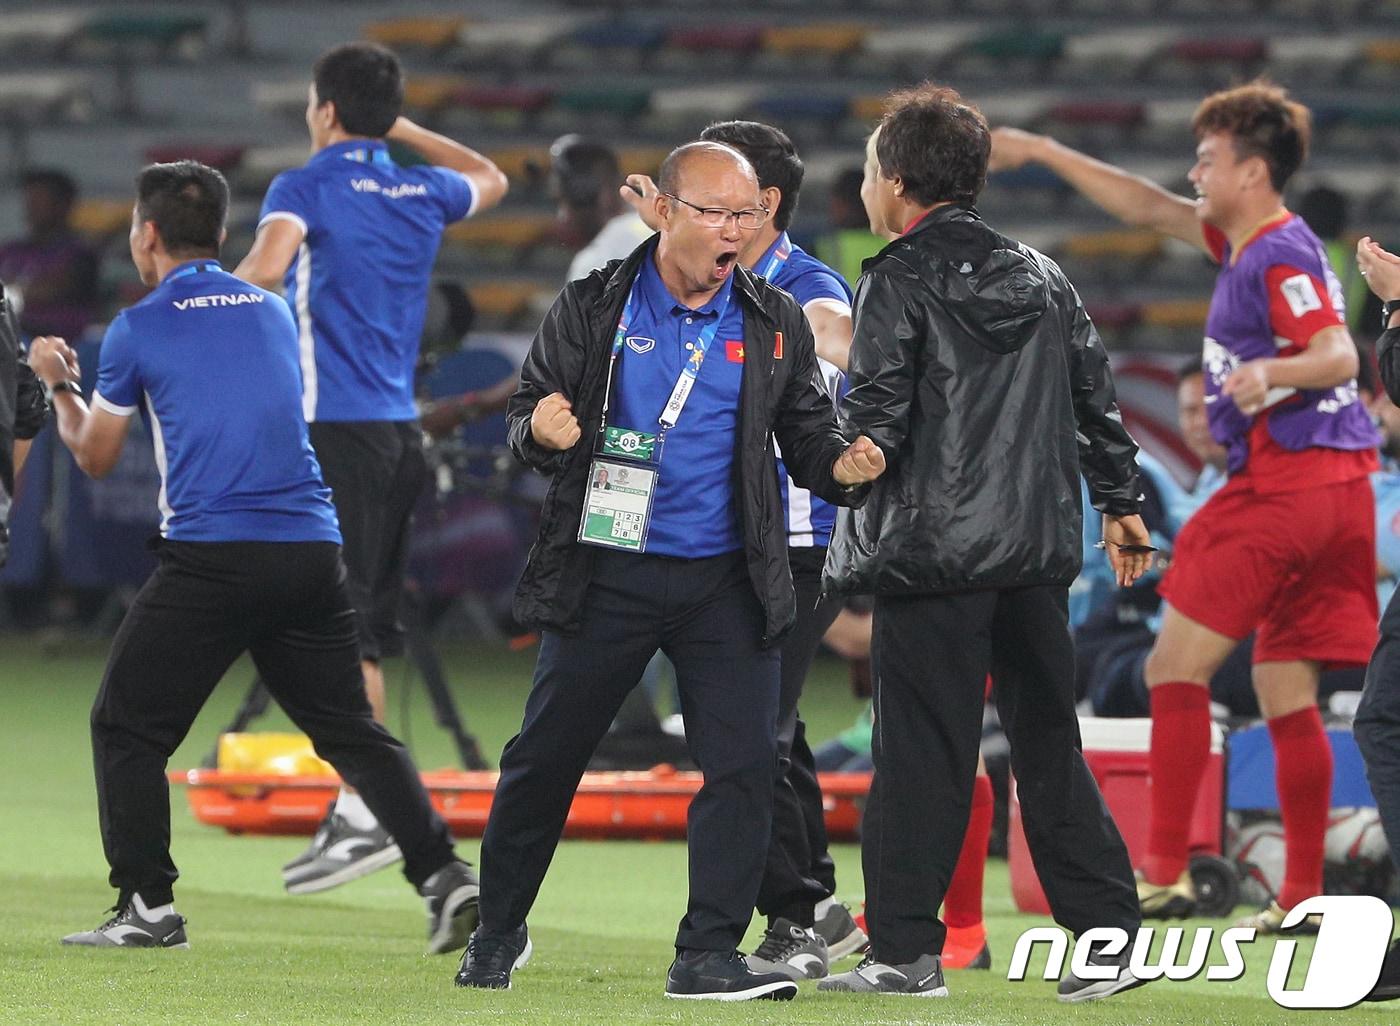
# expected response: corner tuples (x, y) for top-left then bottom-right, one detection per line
(757, 233), (791, 283)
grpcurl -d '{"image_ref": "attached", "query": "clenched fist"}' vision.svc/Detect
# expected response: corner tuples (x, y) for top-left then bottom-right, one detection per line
(530, 391), (582, 451)
(832, 435), (886, 486)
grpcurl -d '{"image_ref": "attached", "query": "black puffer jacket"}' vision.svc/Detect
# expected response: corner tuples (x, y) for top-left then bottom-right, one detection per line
(1, 283), (50, 569)
(508, 238), (865, 643)
(824, 205), (1141, 597)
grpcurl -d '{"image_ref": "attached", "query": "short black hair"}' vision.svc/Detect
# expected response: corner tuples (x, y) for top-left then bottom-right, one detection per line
(549, 134), (621, 209)
(135, 161), (228, 257)
(699, 121), (803, 230)
(1297, 185), (1348, 241)
(313, 42), (403, 138)
(877, 84), (990, 207)
(20, 168), (78, 206)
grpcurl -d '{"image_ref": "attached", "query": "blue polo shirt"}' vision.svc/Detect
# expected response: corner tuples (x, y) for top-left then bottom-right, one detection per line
(610, 247), (746, 557)
(92, 260), (341, 543)
(259, 139), (477, 422)
(761, 233), (852, 548)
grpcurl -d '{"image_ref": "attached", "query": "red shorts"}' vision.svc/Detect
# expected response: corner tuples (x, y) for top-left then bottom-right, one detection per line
(1159, 474), (1378, 667)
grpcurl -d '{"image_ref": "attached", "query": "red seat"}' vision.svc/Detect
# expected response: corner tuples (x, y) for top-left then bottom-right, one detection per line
(666, 26), (762, 53)
(1171, 38), (1266, 63)
(1085, 302), (1143, 332)
(1045, 101), (1145, 129)
(144, 143), (246, 171)
(460, 85), (553, 113)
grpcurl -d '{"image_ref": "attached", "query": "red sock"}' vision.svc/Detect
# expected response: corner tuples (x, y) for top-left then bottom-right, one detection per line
(944, 774), (993, 929)
(1269, 706), (1332, 910)
(1145, 683), (1212, 885)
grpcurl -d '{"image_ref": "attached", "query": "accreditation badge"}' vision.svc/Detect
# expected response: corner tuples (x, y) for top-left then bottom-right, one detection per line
(578, 456), (658, 552)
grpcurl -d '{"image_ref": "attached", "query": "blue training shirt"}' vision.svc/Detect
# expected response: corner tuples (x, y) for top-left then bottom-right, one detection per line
(761, 233), (853, 548)
(93, 260), (341, 543)
(259, 139), (477, 422)
(610, 246), (746, 558)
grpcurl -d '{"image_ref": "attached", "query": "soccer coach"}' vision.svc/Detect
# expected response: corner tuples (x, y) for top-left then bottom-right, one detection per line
(29, 161), (481, 954)
(455, 141), (885, 1000)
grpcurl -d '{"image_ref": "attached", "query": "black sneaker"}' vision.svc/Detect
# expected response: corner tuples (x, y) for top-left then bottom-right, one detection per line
(419, 860), (481, 955)
(665, 949), (799, 1001)
(281, 801), (336, 876)
(744, 918), (829, 980)
(1057, 946), (1149, 1003)
(813, 900), (868, 960)
(61, 900), (189, 949)
(455, 925), (532, 989)
(281, 812), (401, 894)
(1366, 940), (1400, 1002)
(817, 952), (948, 996)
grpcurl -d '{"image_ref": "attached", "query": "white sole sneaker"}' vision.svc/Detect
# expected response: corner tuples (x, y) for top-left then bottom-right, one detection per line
(284, 842), (402, 895)
(664, 980), (799, 1001)
(426, 883), (481, 955)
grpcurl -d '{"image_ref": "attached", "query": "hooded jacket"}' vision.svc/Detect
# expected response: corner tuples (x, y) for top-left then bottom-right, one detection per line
(507, 238), (865, 643)
(824, 205), (1141, 596)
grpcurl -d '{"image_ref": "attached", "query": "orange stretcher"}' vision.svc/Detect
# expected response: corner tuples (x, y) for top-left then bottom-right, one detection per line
(170, 766), (873, 841)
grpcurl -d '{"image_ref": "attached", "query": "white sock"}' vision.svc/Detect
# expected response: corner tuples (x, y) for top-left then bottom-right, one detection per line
(132, 893), (175, 923)
(814, 896), (836, 918)
(335, 788), (378, 831)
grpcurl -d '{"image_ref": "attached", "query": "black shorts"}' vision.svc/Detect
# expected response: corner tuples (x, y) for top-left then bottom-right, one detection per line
(308, 420), (427, 662)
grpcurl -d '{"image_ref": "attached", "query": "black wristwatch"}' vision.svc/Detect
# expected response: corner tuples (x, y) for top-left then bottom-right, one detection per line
(1383, 298), (1400, 329)
(46, 379), (81, 400)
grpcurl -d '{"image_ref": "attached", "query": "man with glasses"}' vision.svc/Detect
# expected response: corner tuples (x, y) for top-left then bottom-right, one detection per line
(454, 141), (885, 999)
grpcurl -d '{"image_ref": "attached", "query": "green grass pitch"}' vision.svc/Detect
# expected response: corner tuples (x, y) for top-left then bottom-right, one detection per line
(0, 635), (1391, 1024)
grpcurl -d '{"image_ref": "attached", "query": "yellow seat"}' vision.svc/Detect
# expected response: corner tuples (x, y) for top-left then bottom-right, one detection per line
(445, 215), (553, 250)
(761, 24), (867, 56)
(1142, 299), (1213, 329)
(403, 75), (470, 114)
(364, 16), (465, 51)
(470, 280), (552, 320)
(486, 146), (549, 183)
(70, 199), (133, 240)
(1364, 39), (1400, 66)
(1063, 230), (1163, 262)
(849, 95), (887, 123)
(616, 146), (671, 177)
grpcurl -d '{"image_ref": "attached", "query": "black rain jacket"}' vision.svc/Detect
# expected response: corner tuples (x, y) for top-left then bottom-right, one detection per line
(508, 238), (866, 643)
(824, 205), (1141, 596)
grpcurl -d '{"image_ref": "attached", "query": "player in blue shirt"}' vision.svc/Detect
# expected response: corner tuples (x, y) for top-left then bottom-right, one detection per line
(28, 161), (480, 954)
(234, 43), (508, 891)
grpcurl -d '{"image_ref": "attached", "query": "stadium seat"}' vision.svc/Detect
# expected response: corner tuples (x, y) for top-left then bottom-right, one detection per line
(1043, 101), (1147, 130)
(469, 280), (555, 329)
(760, 24), (867, 58)
(460, 85), (553, 114)
(144, 143), (247, 173)
(552, 86), (651, 120)
(1060, 27), (1176, 77)
(484, 146), (550, 185)
(568, 19), (667, 51)
(967, 29), (1064, 63)
(233, 144), (308, 195)
(616, 146), (671, 178)
(859, 26), (977, 69)
(455, 15), (586, 68)
(647, 86), (758, 130)
(1266, 35), (1364, 82)
(402, 75), (472, 118)
(1084, 302), (1144, 334)
(1063, 229), (1164, 262)
(0, 72), (95, 173)
(444, 215), (554, 258)
(1363, 39), (1400, 68)
(70, 199), (133, 242)
(848, 95), (887, 125)
(749, 93), (850, 125)
(80, 11), (208, 54)
(363, 16), (466, 53)
(664, 26), (763, 55)
(250, 79), (307, 117)
(1141, 298), (1213, 330)
(0, 10), (91, 57)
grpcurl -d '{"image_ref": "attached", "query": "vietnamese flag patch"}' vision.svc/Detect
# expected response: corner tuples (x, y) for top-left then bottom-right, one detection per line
(774, 331), (784, 359)
(725, 340), (745, 363)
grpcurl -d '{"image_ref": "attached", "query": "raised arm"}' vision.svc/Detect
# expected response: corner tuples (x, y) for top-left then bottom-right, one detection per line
(388, 117), (509, 213)
(990, 128), (1206, 253)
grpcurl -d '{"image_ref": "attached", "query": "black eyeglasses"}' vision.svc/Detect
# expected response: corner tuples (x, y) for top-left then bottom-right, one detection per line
(664, 193), (768, 230)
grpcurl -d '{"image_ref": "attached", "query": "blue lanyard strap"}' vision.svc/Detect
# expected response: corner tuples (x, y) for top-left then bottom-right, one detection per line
(599, 272), (733, 435)
(757, 232), (792, 282)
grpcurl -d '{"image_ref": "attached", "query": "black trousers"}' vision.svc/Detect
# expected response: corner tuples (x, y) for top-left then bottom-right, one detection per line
(479, 549), (780, 951)
(755, 546), (841, 926)
(864, 586), (1140, 964)
(308, 421), (427, 662)
(91, 540), (456, 907)
(1357, 587), (1400, 879)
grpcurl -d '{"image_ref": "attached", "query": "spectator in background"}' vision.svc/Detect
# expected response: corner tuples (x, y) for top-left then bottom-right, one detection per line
(813, 166), (885, 288)
(1298, 186), (1381, 340)
(0, 170), (100, 341)
(550, 134), (651, 283)
(0, 280), (48, 569)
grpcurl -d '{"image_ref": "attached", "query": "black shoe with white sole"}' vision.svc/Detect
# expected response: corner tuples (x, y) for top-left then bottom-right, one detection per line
(455, 924), (532, 989)
(665, 949), (799, 1001)
(61, 901), (189, 949)
(813, 900), (867, 960)
(281, 813), (401, 894)
(419, 860), (481, 955)
(1366, 940), (1400, 1002)
(744, 918), (829, 980)
(817, 952), (948, 996)
(1057, 946), (1149, 1003)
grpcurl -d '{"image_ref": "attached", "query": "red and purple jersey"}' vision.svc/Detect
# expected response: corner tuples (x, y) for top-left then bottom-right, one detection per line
(1201, 213), (1378, 490)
